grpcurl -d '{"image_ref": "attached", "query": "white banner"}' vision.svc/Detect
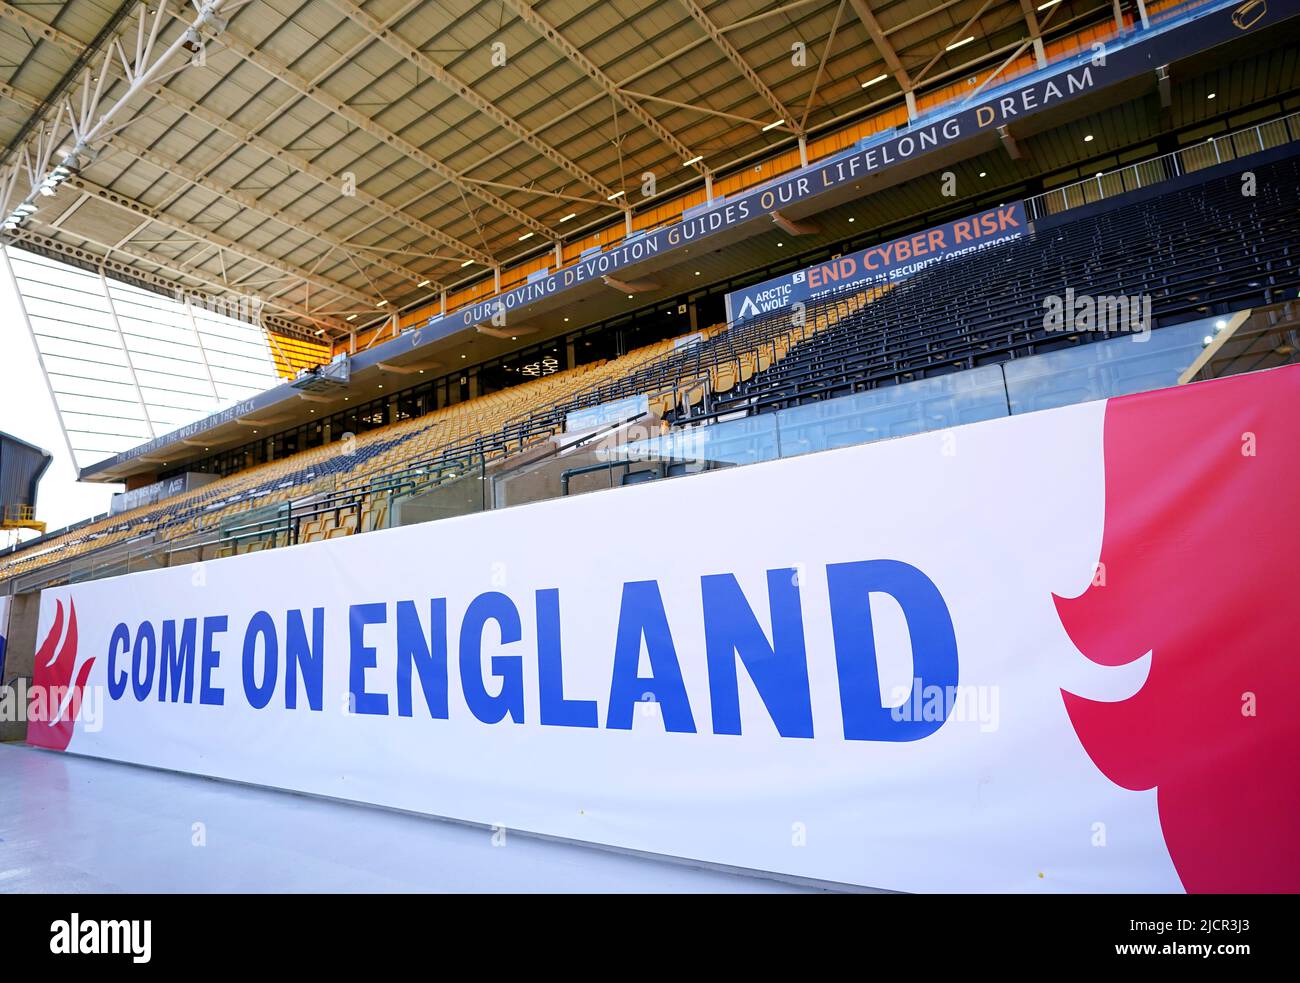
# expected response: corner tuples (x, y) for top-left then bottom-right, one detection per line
(27, 366), (1300, 892)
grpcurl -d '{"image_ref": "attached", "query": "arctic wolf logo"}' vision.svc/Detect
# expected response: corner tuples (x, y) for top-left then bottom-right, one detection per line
(28, 598), (95, 752)
(1055, 366), (1299, 893)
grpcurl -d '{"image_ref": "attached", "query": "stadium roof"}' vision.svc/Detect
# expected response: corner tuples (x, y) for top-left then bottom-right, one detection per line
(0, 0), (1137, 341)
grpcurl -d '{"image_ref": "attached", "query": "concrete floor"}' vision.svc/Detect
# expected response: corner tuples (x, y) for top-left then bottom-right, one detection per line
(0, 743), (820, 893)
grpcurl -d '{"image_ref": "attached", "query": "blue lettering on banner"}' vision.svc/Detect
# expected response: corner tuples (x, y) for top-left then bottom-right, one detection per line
(242, 611), (278, 710)
(285, 608), (324, 711)
(537, 588), (598, 729)
(395, 599), (448, 719)
(159, 618), (197, 704)
(827, 560), (959, 741)
(607, 580), (696, 733)
(702, 569), (813, 739)
(131, 622), (156, 703)
(200, 616), (226, 706)
(107, 622), (130, 701)
(349, 602), (388, 716)
(98, 559), (960, 742)
(459, 591), (525, 725)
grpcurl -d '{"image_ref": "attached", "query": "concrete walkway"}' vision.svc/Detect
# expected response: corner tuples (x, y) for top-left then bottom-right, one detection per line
(0, 743), (819, 893)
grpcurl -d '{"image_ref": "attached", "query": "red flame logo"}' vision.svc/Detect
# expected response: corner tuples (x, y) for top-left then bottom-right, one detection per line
(1055, 366), (1300, 893)
(27, 598), (95, 752)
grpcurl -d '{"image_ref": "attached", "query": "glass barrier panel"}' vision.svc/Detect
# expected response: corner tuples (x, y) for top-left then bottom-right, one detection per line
(127, 548), (168, 574)
(624, 413), (781, 470)
(1004, 319), (1213, 414)
(391, 464), (487, 527)
(493, 443), (613, 509)
(774, 364), (1009, 457)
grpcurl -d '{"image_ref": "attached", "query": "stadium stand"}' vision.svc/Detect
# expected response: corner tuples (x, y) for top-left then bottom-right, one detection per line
(4, 133), (1297, 588)
(0, 331), (707, 578)
(705, 148), (1300, 415)
(268, 334), (334, 380)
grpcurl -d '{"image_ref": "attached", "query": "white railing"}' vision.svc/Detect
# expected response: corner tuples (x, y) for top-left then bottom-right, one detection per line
(1027, 112), (1300, 220)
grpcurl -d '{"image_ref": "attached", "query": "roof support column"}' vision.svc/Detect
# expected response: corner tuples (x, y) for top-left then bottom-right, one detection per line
(183, 296), (221, 402)
(1017, 0), (1048, 68)
(847, 0), (914, 119)
(99, 269), (155, 438)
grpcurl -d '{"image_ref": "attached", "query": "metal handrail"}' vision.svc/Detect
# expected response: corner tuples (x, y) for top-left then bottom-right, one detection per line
(1026, 112), (1300, 221)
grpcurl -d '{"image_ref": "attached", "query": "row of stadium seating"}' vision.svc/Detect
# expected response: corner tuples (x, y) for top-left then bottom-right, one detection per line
(707, 151), (1300, 414)
(0, 329), (739, 577)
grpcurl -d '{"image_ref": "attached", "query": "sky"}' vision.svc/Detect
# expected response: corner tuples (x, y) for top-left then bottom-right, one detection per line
(1, 245), (119, 545)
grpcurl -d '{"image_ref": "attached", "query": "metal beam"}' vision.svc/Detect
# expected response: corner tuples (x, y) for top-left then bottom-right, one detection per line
(182, 293), (221, 401)
(722, 0), (824, 34)
(64, 174), (377, 309)
(99, 266), (157, 437)
(5, 225), (327, 340)
(0, 1), (79, 46)
(0, 78), (39, 113)
(4, 2), (234, 223)
(143, 83), (495, 269)
(912, 0), (997, 89)
(846, 0), (911, 93)
(215, 24), (559, 240)
(500, 0), (710, 176)
(677, 0), (798, 133)
(0, 0), (137, 171)
(1017, 0), (1048, 67)
(101, 132), (434, 291)
(617, 89), (768, 127)
(799, 0), (847, 133)
(321, 0), (618, 203)
(19, 206), (351, 334)
(2, 2), (496, 270)
(0, 241), (81, 468)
